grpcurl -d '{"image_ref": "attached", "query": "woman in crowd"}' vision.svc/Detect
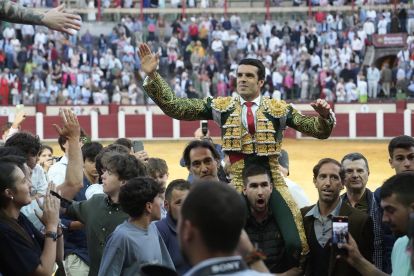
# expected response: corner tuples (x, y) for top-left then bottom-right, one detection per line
(37, 145), (55, 182)
(10, 76), (22, 105)
(0, 72), (9, 105)
(0, 163), (63, 276)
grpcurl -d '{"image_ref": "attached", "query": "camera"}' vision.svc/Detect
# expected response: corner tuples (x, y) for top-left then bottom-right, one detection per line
(51, 156), (61, 162)
(201, 120), (209, 141)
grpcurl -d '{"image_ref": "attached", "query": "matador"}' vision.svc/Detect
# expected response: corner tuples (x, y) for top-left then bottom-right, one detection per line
(137, 44), (337, 269)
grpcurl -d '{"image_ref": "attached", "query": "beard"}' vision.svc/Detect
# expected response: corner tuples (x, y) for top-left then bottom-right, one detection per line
(168, 210), (178, 225)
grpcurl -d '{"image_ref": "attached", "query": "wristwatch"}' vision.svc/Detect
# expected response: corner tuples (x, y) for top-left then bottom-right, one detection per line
(44, 231), (58, 241)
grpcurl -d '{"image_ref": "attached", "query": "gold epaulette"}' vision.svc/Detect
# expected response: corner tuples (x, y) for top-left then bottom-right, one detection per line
(263, 97), (290, 118)
(211, 96), (236, 113)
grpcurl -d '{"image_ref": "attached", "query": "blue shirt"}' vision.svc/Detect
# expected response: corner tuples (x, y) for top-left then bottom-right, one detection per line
(156, 215), (191, 275)
(38, 90), (49, 103)
(60, 174), (90, 265)
(68, 85), (81, 101)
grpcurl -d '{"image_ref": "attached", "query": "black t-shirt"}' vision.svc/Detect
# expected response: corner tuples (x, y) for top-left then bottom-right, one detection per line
(52, 71), (62, 84)
(0, 212), (44, 276)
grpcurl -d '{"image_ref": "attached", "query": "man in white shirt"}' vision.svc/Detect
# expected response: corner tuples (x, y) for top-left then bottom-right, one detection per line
(268, 34), (281, 54)
(367, 64), (380, 98)
(398, 45), (410, 73)
(366, 8), (377, 21)
(211, 36), (224, 68)
(34, 29), (46, 46)
(230, 12), (241, 24)
(351, 36), (363, 60)
(363, 18), (375, 43)
(2, 25), (15, 39)
(237, 34), (248, 51)
(311, 51), (321, 67)
(48, 129), (87, 186)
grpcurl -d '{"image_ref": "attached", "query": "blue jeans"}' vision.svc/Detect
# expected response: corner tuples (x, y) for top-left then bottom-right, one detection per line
(6, 53), (13, 69)
(69, 34), (78, 47)
(84, 44), (92, 55)
(316, 23), (322, 34)
(214, 51), (222, 69)
(400, 19), (407, 33)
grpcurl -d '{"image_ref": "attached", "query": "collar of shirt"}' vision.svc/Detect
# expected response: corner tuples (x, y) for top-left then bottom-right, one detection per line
(305, 198), (342, 222)
(343, 189), (367, 211)
(105, 195), (121, 207)
(240, 94), (261, 106)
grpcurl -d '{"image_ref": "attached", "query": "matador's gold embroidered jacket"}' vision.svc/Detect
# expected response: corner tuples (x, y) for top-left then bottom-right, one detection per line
(143, 74), (337, 268)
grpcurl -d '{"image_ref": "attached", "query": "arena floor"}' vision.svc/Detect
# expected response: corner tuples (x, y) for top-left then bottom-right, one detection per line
(48, 138), (394, 204)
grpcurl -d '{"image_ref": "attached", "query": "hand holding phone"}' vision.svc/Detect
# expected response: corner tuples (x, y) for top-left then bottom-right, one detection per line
(332, 216), (349, 255)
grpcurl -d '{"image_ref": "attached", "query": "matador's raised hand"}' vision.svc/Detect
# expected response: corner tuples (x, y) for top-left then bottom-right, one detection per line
(310, 99), (331, 119)
(137, 43), (159, 80)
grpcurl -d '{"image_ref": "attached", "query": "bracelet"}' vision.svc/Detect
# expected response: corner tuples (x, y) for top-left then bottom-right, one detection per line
(57, 232), (63, 238)
(244, 248), (267, 265)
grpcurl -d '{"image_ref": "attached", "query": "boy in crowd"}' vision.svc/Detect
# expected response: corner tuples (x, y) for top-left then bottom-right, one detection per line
(147, 157), (169, 219)
(64, 152), (145, 276)
(60, 141), (103, 276)
(99, 177), (174, 275)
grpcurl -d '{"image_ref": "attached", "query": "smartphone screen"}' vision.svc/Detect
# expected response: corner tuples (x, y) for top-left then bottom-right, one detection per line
(82, 137), (92, 145)
(332, 216), (349, 255)
(16, 104), (24, 114)
(133, 141), (144, 153)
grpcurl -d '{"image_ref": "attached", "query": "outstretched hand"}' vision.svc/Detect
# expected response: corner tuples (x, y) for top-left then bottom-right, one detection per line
(310, 99), (330, 119)
(42, 4), (81, 36)
(53, 109), (80, 140)
(136, 44), (159, 80)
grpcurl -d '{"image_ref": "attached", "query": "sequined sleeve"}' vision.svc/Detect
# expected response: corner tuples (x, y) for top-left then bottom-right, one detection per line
(143, 74), (213, 121)
(286, 105), (336, 139)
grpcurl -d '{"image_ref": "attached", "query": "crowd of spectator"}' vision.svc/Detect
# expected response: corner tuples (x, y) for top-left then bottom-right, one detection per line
(3, 4), (414, 110)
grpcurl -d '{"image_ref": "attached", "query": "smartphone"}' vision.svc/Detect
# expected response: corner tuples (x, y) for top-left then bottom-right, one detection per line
(82, 136), (92, 145)
(132, 141), (144, 153)
(332, 216), (349, 255)
(16, 104), (24, 114)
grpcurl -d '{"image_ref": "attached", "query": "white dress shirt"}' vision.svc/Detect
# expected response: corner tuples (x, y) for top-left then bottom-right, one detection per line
(240, 95), (261, 131)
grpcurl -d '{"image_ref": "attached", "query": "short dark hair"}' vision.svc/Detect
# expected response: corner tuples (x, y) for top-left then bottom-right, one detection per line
(165, 179), (190, 203)
(0, 156), (27, 175)
(181, 180), (246, 253)
(96, 144), (131, 180)
(114, 138), (133, 150)
(38, 145), (53, 157)
(341, 152), (370, 172)
(238, 58), (265, 81)
(58, 127), (87, 153)
(183, 140), (221, 169)
(388, 135), (414, 158)
(4, 132), (41, 156)
(119, 177), (163, 217)
(101, 152), (146, 181)
(242, 164), (271, 186)
(380, 173), (414, 208)
(81, 142), (103, 162)
(313, 158), (345, 181)
(0, 146), (29, 162)
(146, 158), (168, 177)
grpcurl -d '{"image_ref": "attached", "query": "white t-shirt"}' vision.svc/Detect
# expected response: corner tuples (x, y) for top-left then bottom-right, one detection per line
(48, 154), (68, 187)
(85, 184), (104, 200)
(283, 176), (312, 209)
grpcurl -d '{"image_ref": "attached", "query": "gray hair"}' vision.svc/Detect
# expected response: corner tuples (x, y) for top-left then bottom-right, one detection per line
(341, 152), (370, 172)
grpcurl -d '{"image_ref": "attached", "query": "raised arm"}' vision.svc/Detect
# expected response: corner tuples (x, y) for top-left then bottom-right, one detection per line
(54, 109), (84, 200)
(286, 99), (335, 139)
(0, 1), (81, 35)
(138, 43), (213, 121)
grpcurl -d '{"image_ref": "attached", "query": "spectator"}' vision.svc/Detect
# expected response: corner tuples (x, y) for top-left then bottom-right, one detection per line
(99, 177), (174, 275)
(64, 152), (146, 276)
(367, 64), (380, 99)
(301, 158), (374, 276)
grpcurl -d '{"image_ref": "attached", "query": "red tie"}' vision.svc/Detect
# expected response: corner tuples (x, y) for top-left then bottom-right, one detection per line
(244, 102), (255, 135)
